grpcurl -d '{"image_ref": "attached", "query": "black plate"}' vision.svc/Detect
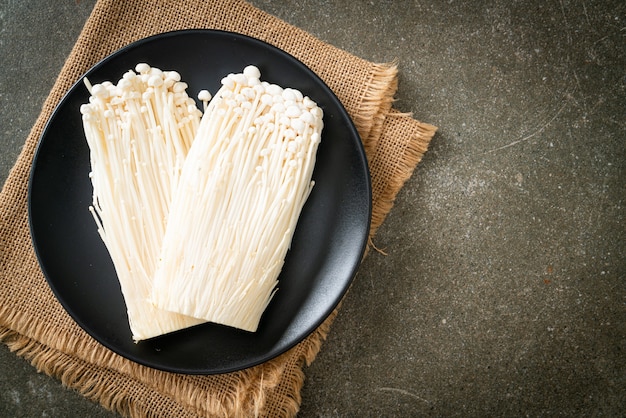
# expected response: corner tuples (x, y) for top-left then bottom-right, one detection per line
(28, 30), (371, 374)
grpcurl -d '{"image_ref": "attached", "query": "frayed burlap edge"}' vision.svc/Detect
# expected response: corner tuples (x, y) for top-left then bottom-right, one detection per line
(369, 111), (437, 240)
(0, 327), (203, 418)
(358, 62), (399, 160)
(353, 62), (398, 161)
(0, 299), (340, 417)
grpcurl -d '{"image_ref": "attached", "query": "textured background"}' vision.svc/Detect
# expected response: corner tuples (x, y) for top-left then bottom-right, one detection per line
(1, 1), (624, 416)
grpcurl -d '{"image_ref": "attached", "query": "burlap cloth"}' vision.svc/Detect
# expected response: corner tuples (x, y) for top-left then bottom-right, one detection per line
(0, 0), (436, 416)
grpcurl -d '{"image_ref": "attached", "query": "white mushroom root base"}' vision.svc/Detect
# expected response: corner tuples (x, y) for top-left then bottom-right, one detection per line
(80, 64), (323, 340)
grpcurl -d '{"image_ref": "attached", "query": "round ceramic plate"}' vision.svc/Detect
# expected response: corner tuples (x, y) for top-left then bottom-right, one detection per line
(28, 30), (371, 374)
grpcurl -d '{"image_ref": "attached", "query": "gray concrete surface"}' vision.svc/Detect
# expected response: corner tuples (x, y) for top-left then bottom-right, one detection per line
(1, 0), (624, 416)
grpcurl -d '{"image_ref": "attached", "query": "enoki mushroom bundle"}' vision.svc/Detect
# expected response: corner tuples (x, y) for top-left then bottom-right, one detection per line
(151, 65), (323, 332)
(80, 64), (323, 341)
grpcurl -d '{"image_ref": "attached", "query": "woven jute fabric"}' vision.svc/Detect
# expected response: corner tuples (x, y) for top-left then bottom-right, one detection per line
(0, 0), (436, 416)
